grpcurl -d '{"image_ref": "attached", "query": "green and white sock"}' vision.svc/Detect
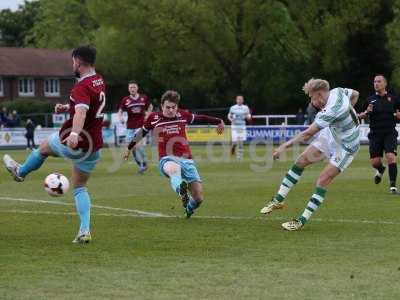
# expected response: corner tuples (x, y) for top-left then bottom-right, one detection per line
(273, 164), (304, 202)
(299, 186), (327, 224)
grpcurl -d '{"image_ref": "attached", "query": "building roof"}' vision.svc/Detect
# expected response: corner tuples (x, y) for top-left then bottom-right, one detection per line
(0, 47), (74, 77)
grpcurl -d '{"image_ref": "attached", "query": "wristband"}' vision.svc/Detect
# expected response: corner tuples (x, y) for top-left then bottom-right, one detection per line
(70, 132), (79, 137)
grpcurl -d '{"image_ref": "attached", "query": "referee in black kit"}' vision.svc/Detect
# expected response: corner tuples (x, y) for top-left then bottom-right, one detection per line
(359, 75), (400, 194)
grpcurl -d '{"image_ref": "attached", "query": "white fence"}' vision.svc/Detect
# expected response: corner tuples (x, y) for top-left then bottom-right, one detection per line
(252, 114), (297, 125)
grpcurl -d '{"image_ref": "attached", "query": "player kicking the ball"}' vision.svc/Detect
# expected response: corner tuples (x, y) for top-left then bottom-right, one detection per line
(260, 78), (360, 230)
(123, 90), (224, 217)
(3, 45), (105, 243)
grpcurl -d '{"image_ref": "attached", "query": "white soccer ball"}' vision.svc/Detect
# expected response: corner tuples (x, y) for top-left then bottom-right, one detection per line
(44, 173), (70, 197)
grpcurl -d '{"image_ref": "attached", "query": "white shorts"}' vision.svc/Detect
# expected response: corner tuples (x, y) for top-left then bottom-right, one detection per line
(231, 126), (247, 142)
(311, 127), (357, 172)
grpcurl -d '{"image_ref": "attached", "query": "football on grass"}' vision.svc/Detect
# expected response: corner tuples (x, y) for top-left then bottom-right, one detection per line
(44, 173), (70, 197)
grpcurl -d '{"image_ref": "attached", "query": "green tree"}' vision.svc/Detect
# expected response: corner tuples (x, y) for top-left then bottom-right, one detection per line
(89, 0), (311, 111)
(26, 0), (97, 49)
(20, 0), (396, 113)
(387, 0), (400, 91)
(0, 0), (40, 46)
(288, 0), (394, 105)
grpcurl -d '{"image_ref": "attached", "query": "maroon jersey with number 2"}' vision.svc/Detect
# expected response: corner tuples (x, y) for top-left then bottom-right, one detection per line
(60, 72), (106, 152)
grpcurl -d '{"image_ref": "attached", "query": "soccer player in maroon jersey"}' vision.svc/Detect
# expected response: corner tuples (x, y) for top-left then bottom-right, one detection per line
(118, 81), (153, 174)
(3, 45), (106, 244)
(123, 90), (225, 217)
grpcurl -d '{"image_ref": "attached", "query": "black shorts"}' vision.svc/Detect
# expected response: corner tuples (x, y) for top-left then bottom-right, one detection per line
(368, 130), (398, 158)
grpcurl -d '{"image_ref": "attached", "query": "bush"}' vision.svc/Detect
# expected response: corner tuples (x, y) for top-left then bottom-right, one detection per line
(0, 99), (54, 114)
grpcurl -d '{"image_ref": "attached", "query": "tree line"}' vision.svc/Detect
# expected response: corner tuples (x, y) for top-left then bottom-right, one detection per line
(1, 0), (399, 114)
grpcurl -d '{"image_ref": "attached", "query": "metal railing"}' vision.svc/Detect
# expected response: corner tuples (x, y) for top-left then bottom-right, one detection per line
(251, 115), (297, 125)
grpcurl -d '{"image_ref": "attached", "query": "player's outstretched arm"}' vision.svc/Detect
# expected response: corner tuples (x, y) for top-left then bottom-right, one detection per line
(193, 114), (225, 134)
(273, 123), (320, 160)
(350, 90), (360, 107)
(123, 128), (149, 160)
(55, 103), (69, 113)
(193, 114), (223, 124)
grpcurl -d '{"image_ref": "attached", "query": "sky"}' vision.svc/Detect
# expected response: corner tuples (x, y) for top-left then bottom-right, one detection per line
(0, 0), (31, 11)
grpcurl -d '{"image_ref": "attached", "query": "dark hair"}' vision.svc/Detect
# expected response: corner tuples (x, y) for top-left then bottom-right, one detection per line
(72, 45), (96, 65)
(161, 90), (180, 104)
(375, 74), (387, 82)
(128, 80), (138, 85)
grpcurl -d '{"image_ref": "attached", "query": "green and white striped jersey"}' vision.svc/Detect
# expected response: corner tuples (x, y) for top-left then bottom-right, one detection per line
(229, 104), (250, 127)
(314, 88), (360, 154)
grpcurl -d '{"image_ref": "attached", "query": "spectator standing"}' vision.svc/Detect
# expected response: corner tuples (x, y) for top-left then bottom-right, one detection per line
(25, 119), (36, 150)
(306, 102), (318, 125)
(295, 108), (305, 125)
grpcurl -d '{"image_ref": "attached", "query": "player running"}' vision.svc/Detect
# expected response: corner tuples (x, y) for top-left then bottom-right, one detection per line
(118, 80), (152, 174)
(3, 45), (105, 243)
(123, 90), (224, 217)
(260, 78), (360, 230)
(358, 75), (400, 193)
(228, 95), (251, 160)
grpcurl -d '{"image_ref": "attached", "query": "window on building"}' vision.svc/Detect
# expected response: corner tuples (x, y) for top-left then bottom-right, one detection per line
(18, 78), (35, 97)
(44, 78), (60, 97)
(0, 78), (3, 97)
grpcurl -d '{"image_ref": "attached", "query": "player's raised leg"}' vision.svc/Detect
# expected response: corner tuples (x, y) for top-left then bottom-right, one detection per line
(260, 145), (324, 214)
(3, 139), (55, 182)
(282, 163), (339, 231)
(160, 160), (187, 195)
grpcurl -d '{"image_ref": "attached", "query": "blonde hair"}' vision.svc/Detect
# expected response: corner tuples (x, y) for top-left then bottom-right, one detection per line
(302, 78), (330, 95)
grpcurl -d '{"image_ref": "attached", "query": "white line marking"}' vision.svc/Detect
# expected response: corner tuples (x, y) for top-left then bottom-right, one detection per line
(195, 215), (400, 225)
(0, 209), (173, 218)
(0, 197), (399, 225)
(0, 196), (168, 218)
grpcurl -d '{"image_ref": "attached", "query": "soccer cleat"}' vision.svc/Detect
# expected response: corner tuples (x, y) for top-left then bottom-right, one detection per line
(390, 187), (398, 194)
(72, 231), (92, 244)
(185, 206), (194, 218)
(282, 219), (304, 231)
(179, 181), (190, 208)
(374, 167), (385, 184)
(3, 154), (24, 182)
(137, 165), (148, 175)
(260, 198), (286, 214)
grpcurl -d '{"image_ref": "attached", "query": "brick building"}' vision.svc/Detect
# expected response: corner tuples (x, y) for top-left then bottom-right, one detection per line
(0, 47), (74, 102)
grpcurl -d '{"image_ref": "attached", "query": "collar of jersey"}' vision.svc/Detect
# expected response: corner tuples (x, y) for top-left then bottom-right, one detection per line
(129, 94), (140, 100)
(77, 70), (97, 82)
(375, 91), (388, 96)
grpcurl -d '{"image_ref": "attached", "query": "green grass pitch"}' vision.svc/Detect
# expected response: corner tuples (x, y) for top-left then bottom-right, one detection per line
(0, 145), (400, 299)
